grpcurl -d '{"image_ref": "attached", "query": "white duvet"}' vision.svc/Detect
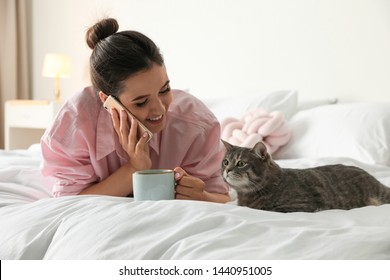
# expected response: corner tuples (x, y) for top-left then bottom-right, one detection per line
(1, 148), (390, 260)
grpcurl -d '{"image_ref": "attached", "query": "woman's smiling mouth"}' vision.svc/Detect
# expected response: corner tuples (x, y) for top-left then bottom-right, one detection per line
(146, 115), (164, 127)
(148, 115), (162, 121)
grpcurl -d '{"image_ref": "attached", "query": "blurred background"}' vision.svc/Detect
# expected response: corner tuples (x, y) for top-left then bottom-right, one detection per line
(1, 0), (390, 148)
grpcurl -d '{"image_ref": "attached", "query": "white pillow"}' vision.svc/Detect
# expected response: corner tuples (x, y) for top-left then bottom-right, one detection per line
(274, 102), (390, 165)
(296, 98), (338, 111)
(204, 90), (298, 122)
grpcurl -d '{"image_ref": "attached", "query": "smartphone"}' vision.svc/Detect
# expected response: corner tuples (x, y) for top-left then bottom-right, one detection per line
(103, 95), (153, 143)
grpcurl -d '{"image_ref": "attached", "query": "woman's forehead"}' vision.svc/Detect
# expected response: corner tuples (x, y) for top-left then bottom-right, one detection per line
(121, 64), (169, 97)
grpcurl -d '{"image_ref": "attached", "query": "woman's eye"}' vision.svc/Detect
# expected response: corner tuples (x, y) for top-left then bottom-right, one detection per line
(237, 161), (246, 167)
(222, 159), (229, 166)
(159, 86), (171, 95)
(135, 99), (148, 107)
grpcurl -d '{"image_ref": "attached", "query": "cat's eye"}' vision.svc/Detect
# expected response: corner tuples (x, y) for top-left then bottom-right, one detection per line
(237, 161), (246, 168)
(222, 159), (229, 166)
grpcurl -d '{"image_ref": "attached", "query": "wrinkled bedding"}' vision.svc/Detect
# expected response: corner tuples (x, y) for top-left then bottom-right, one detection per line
(1, 148), (390, 260)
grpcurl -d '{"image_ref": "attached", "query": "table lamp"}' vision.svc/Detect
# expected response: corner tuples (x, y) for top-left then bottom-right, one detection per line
(42, 53), (71, 101)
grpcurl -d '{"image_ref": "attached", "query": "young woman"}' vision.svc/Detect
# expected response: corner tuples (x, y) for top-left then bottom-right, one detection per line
(41, 18), (230, 203)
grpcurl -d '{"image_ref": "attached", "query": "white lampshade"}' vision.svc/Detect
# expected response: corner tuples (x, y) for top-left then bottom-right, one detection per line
(42, 53), (71, 78)
(42, 53), (71, 101)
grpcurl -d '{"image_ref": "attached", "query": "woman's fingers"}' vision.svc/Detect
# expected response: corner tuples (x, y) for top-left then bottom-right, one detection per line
(111, 108), (151, 169)
(111, 109), (134, 148)
(111, 108), (120, 134)
(173, 167), (188, 181)
(128, 114), (138, 147)
(135, 131), (149, 153)
(119, 110), (131, 146)
(174, 174), (205, 201)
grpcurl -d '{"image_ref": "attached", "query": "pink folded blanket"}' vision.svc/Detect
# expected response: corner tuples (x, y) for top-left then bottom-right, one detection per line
(221, 109), (291, 154)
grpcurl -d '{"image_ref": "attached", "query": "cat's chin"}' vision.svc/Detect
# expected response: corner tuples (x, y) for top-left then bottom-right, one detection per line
(223, 175), (236, 186)
(224, 176), (249, 189)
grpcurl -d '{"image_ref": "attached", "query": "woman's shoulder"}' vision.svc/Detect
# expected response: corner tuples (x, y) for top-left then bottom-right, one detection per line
(169, 89), (218, 128)
(43, 86), (102, 142)
(68, 86), (100, 108)
(170, 89), (204, 105)
(60, 86), (101, 120)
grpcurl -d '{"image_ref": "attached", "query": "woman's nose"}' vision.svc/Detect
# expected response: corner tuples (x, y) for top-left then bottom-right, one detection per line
(150, 97), (165, 113)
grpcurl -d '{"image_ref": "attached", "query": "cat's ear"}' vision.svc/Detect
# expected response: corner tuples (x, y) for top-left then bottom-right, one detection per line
(221, 139), (233, 151)
(252, 141), (268, 160)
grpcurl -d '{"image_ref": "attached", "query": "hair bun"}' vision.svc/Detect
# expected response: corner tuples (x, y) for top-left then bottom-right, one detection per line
(86, 18), (119, 49)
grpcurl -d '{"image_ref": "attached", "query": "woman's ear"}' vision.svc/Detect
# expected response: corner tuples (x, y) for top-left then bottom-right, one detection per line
(98, 91), (109, 104)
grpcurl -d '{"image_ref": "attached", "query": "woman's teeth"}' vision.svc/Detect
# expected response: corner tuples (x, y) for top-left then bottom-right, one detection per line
(148, 115), (162, 121)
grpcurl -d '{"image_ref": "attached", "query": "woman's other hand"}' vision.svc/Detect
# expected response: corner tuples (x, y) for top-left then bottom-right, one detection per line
(173, 167), (205, 201)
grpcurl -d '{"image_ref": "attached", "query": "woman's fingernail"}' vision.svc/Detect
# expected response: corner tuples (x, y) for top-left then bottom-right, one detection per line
(174, 172), (180, 179)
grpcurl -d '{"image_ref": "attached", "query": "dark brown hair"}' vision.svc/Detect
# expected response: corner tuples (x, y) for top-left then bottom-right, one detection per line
(86, 18), (164, 96)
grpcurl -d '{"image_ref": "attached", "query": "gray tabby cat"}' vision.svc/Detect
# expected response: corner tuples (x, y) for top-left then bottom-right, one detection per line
(221, 140), (390, 212)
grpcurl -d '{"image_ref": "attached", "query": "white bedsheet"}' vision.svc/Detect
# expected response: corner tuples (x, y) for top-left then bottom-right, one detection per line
(1, 148), (390, 260)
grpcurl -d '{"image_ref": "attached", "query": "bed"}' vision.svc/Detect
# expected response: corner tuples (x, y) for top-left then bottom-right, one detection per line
(1, 90), (390, 260)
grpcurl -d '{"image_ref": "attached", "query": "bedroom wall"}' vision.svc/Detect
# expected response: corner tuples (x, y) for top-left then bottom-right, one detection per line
(31, 0), (390, 103)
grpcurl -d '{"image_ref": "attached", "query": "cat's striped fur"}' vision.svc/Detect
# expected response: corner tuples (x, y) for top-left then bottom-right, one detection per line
(221, 140), (390, 212)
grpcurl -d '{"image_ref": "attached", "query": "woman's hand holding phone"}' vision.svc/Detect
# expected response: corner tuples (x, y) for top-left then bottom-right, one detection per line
(103, 95), (153, 143)
(110, 108), (152, 170)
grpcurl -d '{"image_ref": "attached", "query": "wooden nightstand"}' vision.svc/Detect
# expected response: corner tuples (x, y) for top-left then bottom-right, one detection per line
(4, 100), (63, 150)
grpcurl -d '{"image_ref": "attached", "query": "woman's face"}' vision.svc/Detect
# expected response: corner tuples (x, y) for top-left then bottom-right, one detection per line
(115, 64), (172, 134)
